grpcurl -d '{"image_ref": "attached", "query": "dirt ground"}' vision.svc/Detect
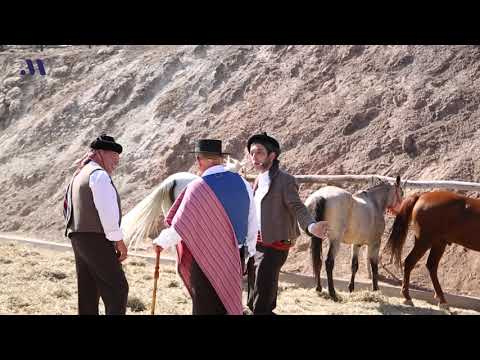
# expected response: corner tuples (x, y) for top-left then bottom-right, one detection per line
(0, 241), (478, 315)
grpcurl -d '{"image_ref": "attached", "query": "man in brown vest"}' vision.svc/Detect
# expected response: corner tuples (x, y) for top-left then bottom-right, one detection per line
(246, 132), (329, 315)
(64, 134), (129, 315)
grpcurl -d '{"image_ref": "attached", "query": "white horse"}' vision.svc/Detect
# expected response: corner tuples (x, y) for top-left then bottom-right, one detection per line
(121, 156), (246, 251)
(304, 176), (403, 301)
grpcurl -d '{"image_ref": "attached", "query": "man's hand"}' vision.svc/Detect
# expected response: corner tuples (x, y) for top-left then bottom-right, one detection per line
(310, 221), (329, 238)
(115, 240), (128, 262)
(153, 244), (163, 255)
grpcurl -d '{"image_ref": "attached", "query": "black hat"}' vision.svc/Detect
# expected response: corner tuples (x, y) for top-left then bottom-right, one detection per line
(247, 132), (281, 155)
(188, 139), (231, 156)
(90, 134), (123, 154)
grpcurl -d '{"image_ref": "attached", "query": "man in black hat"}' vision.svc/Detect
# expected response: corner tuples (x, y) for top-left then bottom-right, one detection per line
(152, 139), (258, 315)
(246, 132), (329, 315)
(64, 134), (129, 315)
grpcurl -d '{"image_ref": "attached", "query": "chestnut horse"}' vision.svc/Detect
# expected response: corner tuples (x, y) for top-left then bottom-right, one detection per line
(386, 191), (480, 309)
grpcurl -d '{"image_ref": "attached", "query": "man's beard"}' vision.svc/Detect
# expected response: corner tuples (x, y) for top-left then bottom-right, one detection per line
(255, 158), (272, 172)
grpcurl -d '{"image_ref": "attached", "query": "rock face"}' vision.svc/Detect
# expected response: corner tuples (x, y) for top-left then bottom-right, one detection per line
(1, 45), (480, 297)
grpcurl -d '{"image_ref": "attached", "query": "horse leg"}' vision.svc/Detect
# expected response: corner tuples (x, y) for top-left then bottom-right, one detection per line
(426, 242), (448, 307)
(366, 248), (372, 280)
(325, 240), (340, 302)
(402, 237), (430, 305)
(311, 235), (323, 292)
(348, 245), (360, 293)
(367, 242), (380, 291)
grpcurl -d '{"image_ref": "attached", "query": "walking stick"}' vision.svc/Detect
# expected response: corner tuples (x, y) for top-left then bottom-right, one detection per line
(151, 251), (161, 315)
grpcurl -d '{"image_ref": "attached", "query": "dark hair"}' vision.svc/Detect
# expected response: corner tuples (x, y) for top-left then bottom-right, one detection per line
(268, 158), (280, 179)
(260, 145), (280, 180)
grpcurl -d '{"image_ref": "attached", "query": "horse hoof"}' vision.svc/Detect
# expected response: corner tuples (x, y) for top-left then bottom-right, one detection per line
(403, 299), (414, 306)
(315, 286), (322, 293)
(330, 294), (339, 302)
(348, 286), (354, 293)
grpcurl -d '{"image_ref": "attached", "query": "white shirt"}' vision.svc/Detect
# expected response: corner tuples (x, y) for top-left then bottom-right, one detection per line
(254, 170), (270, 230)
(88, 161), (123, 242)
(153, 165), (259, 258)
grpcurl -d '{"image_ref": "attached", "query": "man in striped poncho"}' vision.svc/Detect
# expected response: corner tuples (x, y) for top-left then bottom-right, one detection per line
(152, 139), (258, 315)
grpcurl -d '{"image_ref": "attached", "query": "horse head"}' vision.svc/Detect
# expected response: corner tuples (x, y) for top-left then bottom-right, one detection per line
(386, 175), (404, 215)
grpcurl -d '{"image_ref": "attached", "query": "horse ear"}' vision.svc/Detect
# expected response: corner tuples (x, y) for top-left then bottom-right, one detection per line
(396, 175), (400, 186)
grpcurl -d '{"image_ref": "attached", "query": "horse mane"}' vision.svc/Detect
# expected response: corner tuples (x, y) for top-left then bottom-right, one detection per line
(121, 172), (199, 250)
(357, 178), (390, 195)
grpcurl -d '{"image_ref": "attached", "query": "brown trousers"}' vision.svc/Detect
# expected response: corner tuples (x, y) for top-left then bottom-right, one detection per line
(69, 233), (129, 315)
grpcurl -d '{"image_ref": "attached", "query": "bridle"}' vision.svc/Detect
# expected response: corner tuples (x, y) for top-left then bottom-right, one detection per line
(386, 185), (402, 215)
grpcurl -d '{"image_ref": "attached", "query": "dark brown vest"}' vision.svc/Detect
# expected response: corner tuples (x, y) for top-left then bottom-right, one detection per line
(65, 162), (121, 237)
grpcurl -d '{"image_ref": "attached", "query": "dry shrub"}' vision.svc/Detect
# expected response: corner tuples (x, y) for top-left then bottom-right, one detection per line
(345, 290), (387, 304)
(53, 289), (71, 299)
(167, 280), (179, 288)
(42, 271), (68, 280)
(8, 296), (30, 309)
(128, 261), (146, 267)
(127, 296), (147, 312)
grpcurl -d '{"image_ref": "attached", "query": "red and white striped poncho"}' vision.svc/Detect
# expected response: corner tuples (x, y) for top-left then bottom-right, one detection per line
(165, 178), (243, 315)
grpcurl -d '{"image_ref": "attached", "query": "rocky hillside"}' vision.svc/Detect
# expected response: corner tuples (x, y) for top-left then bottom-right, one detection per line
(1, 45), (480, 297)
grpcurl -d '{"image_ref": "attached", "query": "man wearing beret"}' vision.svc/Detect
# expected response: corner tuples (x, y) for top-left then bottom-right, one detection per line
(246, 132), (329, 315)
(64, 134), (129, 315)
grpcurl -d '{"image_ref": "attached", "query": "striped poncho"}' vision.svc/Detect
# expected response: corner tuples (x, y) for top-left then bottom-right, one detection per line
(165, 176), (245, 315)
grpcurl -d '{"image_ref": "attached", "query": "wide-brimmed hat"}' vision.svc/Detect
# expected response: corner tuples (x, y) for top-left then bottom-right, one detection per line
(188, 139), (231, 156)
(247, 132), (281, 155)
(90, 134), (123, 154)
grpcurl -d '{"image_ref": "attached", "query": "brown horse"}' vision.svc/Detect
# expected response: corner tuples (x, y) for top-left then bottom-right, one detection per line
(386, 191), (480, 308)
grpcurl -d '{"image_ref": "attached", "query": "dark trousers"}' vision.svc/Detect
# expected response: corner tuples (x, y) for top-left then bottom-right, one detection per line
(70, 233), (129, 315)
(247, 244), (289, 315)
(189, 247), (246, 315)
(190, 259), (227, 315)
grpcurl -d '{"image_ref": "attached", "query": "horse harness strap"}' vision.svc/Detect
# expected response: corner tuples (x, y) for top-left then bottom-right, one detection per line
(387, 185), (402, 214)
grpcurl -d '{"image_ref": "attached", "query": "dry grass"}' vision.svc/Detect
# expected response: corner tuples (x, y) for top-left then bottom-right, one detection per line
(0, 241), (478, 315)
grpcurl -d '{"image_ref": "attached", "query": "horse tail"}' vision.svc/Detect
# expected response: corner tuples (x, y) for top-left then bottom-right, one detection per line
(121, 176), (177, 251)
(310, 197), (326, 289)
(386, 193), (421, 269)
(314, 197), (326, 221)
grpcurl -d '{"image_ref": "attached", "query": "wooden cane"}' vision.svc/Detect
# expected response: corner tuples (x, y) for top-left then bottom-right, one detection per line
(150, 251), (161, 315)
